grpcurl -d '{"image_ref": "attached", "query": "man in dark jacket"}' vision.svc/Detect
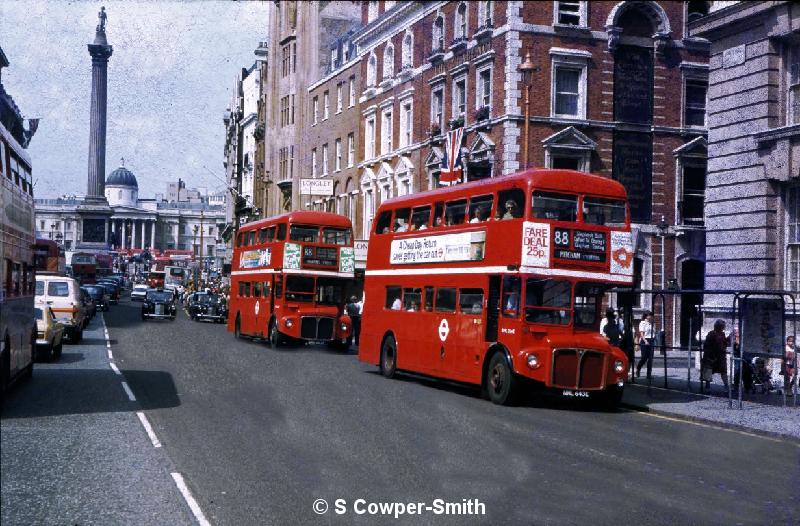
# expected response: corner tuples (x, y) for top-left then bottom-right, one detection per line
(702, 319), (730, 390)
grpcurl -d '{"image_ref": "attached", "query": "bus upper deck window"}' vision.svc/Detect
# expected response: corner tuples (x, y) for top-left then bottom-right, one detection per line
(277, 223), (287, 240)
(433, 202), (444, 227)
(410, 206), (431, 231)
(236, 233), (243, 247)
(497, 189), (524, 220)
(322, 227), (352, 245)
(248, 231), (257, 245)
(583, 197), (627, 225)
(394, 208), (411, 232)
(375, 211), (392, 234)
(469, 195), (493, 223)
(532, 191), (577, 222)
(290, 225), (319, 243)
(259, 227), (272, 244)
(445, 199), (468, 225)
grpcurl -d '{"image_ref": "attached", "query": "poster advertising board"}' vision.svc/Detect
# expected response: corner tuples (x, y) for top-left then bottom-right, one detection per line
(740, 297), (784, 357)
(521, 222), (550, 268)
(239, 248), (271, 269)
(283, 242), (301, 269)
(389, 231), (485, 265)
(339, 247), (355, 273)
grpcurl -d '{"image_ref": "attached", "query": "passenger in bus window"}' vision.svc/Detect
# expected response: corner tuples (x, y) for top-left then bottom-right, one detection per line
(391, 296), (402, 310)
(434, 216), (443, 227)
(407, 301), (418, 312)
(394, 221), (408, 233)
(444, 212), (454, 226)
(411, 215), (427, 231)
(469, 207), (487, 223)
(501, 199), (521, 220)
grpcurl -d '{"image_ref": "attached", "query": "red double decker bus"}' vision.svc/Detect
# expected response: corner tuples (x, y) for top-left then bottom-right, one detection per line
(227, 211), (356, 347)
(70, 252), (97, 284)
(360, 169), (635, 406)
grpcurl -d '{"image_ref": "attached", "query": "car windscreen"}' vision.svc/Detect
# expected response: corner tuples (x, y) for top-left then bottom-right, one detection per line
(146, 291), (173, 302)
(195, 294), (210, 304)
(84, 286), (102, 296)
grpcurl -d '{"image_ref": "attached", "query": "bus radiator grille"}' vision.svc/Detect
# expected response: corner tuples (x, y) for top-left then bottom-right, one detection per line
(552, 349), (605, 390)
(300, 316), (334, 340)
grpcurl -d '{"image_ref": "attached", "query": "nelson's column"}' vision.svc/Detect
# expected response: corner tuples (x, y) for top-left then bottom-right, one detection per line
(77, 6), (114, 249)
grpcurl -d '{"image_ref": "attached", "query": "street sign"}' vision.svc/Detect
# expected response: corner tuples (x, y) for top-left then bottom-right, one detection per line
(300, 178), (333, 196)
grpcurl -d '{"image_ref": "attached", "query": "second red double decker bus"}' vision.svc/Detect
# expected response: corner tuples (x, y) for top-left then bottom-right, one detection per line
(228, 211), (355, 347)
(360, 168), (635, 406)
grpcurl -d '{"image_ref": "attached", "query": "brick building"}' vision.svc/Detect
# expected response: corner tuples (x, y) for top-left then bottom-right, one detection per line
(345, 1), (710, 345)
(690, 2), (800, 323)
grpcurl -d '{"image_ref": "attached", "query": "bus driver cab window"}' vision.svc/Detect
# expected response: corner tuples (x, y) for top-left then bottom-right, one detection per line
(502, 276), (521, 317)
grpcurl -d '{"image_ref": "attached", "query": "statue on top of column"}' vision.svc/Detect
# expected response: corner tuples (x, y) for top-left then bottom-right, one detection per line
(96, 6), (107, 34)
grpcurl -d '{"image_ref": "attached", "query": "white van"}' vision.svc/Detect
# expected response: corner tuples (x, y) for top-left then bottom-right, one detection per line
(35, 276), (86, 342)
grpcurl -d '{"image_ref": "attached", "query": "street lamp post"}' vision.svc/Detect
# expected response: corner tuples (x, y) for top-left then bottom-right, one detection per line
(199, 210), (205, 275)
(518, 50), (537, 170)
(656, 214), (671, 387)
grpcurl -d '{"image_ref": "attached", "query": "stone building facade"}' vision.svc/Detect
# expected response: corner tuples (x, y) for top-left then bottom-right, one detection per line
(690, 1), (800, 316)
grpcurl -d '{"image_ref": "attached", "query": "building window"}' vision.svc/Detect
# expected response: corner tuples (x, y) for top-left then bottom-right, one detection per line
(554, 1), (585, 27)
(381, 109), (393, 155)
(680, 163), (706, 226)
(551, 58), (586, 118)
(290, 94), (295, 124)
(549, 155), (583, 171)
(281, 44), (290, 77)
(478, 1), (493, 27)
(364, 187), (375, 236)
(789, 44), (800, 125)
(453, 77), (467, 120)
(291, 42), (296, 73)
(312, 96), (319, 125)
(402, 32), (413, 70)
(323, 91), (330, 120)
(477, 66), (492, 110)
(383, 43), (394, 79)
(365, 117), (376, 159)
(455, 3), (468, 39)
(367, 53), (377, 87)
(433, 16), (444, 52)
(367, 1), (378, 22)
(312, 148), (318, 176)
(684, 80), (707, 127)
(400, 100), (413, 148)
(335, 138), (342, 171)
(432, 86), (444, 130)
(349, 76), (356, 106)
(336, 84), (343, 113)
(348, 133), (355, 167)
(787, 186), (800, 291)
(322, 143), (329, 175)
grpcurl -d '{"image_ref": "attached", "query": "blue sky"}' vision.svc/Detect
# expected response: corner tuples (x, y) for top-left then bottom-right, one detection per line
(1, 0), (269, 198)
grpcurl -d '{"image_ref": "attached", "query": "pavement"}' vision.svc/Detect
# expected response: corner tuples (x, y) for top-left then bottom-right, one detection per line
(3, 298), (799, 525)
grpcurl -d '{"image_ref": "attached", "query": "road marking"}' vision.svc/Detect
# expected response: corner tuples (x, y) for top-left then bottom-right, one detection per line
(121, 381), (136, 402)
(109, 362), (121, 375)
(136, 411), (162, 448)
(107, 349), (113, 360)
(634, 410), (798, 446)
(171, 472), (212, 526)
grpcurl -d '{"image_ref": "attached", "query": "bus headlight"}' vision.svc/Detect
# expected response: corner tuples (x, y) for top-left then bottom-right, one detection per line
(526, 353), (540, 369)
(614, 360), (625, 373)
(340, 323), (348, 332)
(285, 318), (294, 328)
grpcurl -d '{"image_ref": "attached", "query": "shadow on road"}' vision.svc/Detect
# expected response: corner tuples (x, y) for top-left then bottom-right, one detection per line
(0, 368), (180, 419)
(48, 352), (85, 364)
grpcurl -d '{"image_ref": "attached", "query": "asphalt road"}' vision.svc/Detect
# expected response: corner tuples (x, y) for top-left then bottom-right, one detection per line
(4, 298), (800, 525)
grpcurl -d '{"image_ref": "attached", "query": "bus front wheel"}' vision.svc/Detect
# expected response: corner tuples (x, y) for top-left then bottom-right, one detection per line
(485, 352), (517, 406)
(380, 335), (397, 378)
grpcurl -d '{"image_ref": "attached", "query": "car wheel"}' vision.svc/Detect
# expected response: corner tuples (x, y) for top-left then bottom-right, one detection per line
(485, 351), (517, 406)
(53, 341), (63, 360)
(380, 335), (397, 379)
(269, 318), (280, 347)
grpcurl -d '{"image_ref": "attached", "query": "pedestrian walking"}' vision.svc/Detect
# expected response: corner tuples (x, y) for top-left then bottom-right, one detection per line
(636, 311), (655, 379)
(602, 308), (621, 347)
(346, 295), (363, 349)
(701, 319), (730, 391)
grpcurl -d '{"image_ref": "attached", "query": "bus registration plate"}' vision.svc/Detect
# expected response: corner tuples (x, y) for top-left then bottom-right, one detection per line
(561, 389), (590, 398)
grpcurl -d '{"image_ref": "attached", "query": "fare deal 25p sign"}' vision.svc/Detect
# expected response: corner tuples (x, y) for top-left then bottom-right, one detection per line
(521, 222), (550, 267)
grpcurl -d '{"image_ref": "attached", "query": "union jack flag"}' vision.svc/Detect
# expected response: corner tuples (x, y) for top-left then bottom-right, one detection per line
(440, 127), (464, 185)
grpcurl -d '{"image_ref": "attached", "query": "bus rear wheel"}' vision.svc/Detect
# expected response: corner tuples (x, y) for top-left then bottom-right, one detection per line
(485, 352), (517, 406)
(268, 319), (281, 348)
(234, 315), (242, 339)
(380, 336), (397, 378)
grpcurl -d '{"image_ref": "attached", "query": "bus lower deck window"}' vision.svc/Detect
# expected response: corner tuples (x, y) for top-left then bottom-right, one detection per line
(403, 288), (421, 311)
(385, 286), (402, 309)
(424, 287), (434, 311)
(459, 288), (484, 314)
(435, 288), (456, 312)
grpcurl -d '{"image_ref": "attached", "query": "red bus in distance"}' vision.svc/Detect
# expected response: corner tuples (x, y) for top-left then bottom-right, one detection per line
(227, 211), (356, 347)
(360, 168), (634, 406)
(33, 239), (65, 275)
(70, 252), (97, 284)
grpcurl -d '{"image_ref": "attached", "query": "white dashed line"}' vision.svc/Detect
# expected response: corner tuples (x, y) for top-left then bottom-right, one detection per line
(109, 362), (121, 375)
(171, 472), (212, 526)
(136, 411), (162, 448)
(121, 381), (136, 402)
(107, 349), (113, 360)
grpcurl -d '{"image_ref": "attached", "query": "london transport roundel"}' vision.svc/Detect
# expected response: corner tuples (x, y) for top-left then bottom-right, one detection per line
(255, 300), (260, 316)
(438, 318), (450, 342)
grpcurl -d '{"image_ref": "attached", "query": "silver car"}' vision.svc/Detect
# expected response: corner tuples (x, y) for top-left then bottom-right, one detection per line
(130, 284), (150, 301)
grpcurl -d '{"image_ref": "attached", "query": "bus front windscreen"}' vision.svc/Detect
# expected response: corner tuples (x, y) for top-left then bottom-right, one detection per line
(316, 277), (348, 305)
(285, 275), (315, 302)
(524, 278), (571, 325)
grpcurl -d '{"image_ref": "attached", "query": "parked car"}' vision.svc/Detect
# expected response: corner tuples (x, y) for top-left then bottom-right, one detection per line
(187, 292), (228, 323)
(130, 284), (149, 302)
(35, 275), (86, 343)
(34, 306), (65, 361)
(96, 280), (120, 304)
(80, 287), (96, 320)
(141, 289), (176, 321)
(82, 285), (110, 312)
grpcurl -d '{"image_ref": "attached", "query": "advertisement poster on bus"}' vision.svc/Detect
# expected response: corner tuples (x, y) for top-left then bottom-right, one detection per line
(389, 231), (485, 265)
(283, 243), (301, 269)
(740, 297), (784, 357)
(521, 222), (551, 268)
(610, 230), (634, 276)
(240, 248), (271, 269)
(339, 247), (355, 273)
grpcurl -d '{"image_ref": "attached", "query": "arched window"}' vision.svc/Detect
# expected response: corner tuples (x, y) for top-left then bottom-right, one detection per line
(455, 3), (468, 39)
(478, 1), (492, 27)
(383, 43), (394, 79)
(402, 32), (413, 70)
(367, 53), (377, 87)
(433, 16), (444, 52)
